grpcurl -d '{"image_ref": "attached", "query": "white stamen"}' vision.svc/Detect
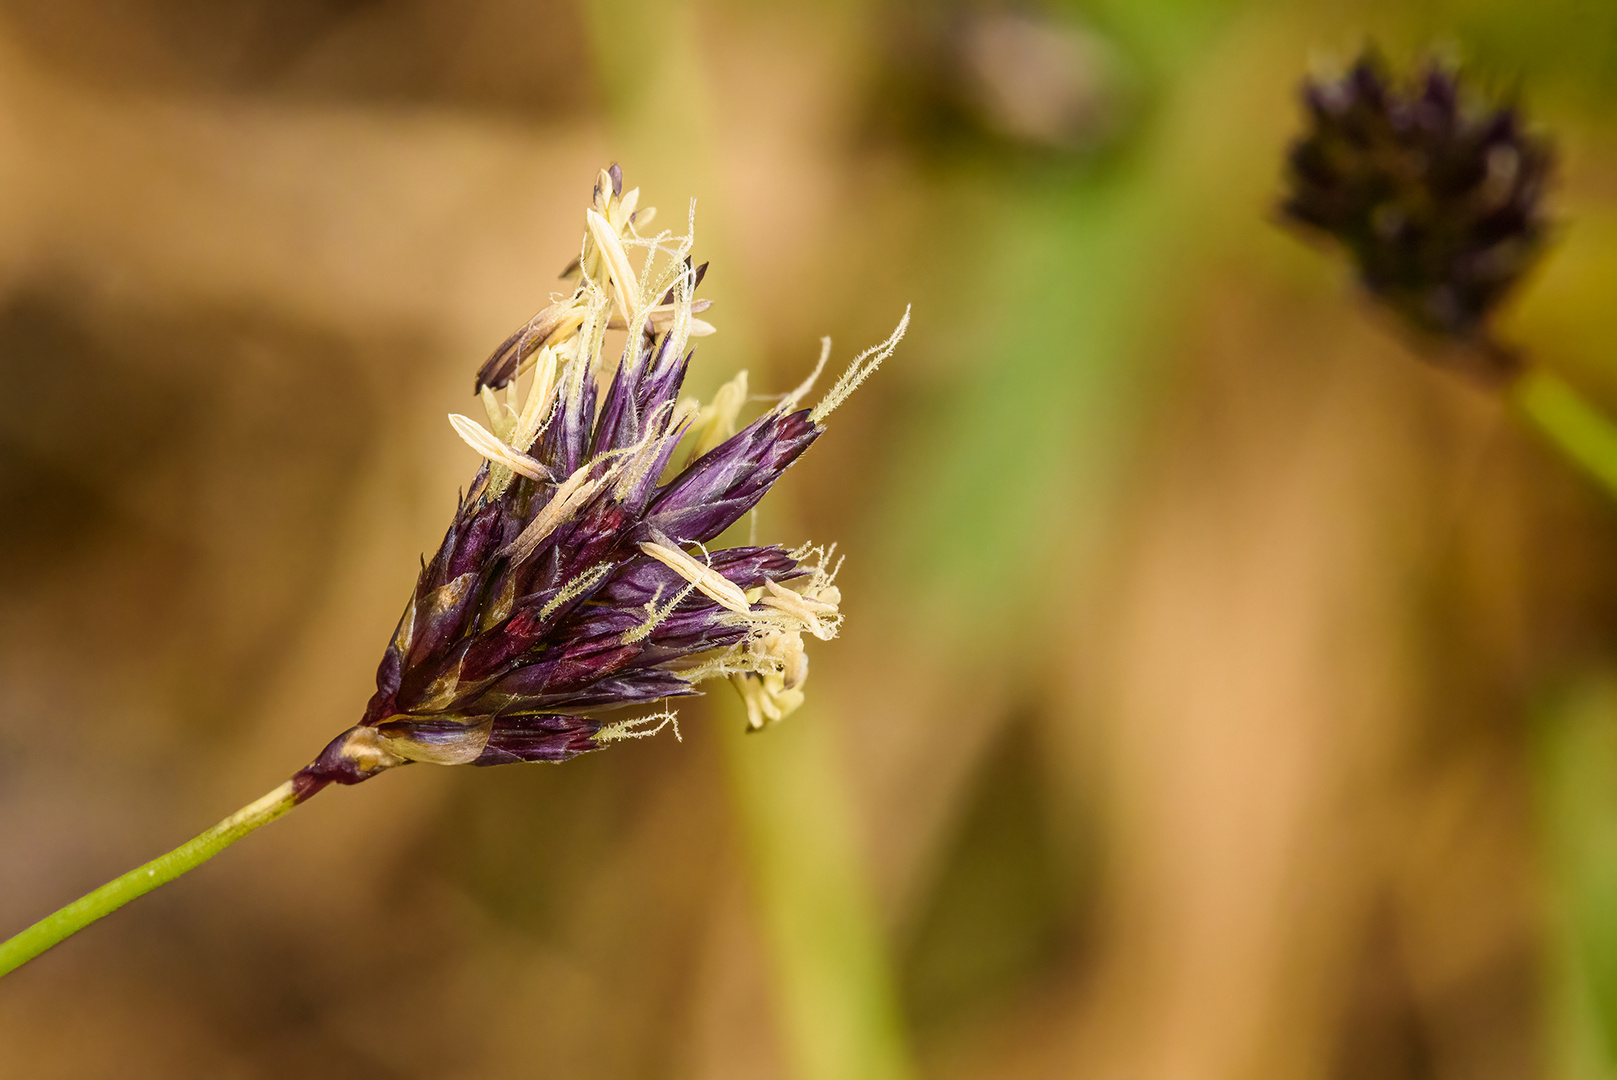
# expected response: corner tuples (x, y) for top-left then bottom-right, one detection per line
(586, 208), (641, 324)
(480, 386), (515, 441)
(758, 577), (839, 640)
(687, 369), (749, 459)
(638, 540), (752, 614)
(606, 298), (713, 334)
(503, 467), (607, 565)
(729, 671), (806, 731)
(449, 413), (550, 480)
(510, 345), (561, 452)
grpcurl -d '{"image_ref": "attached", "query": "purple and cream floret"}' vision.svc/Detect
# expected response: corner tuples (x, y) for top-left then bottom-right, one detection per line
(292, 166), (907, 797)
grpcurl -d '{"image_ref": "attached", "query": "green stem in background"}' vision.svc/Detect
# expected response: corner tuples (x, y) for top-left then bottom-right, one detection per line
(1531, 677), (1617, 1079)
(1512, 368), (1617, 502)
(577, 5), (915, 1078)
(0, 781), (302, 978)
(722, 714), (913, 1080)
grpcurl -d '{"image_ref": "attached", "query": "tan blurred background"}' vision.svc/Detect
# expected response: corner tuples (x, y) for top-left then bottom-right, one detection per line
(5, 0), (1617, 1077)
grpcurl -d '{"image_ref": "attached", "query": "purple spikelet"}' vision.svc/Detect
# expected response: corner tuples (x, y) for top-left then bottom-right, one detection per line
(293, 167), (909, 799)
(1280, 50), (1552, 381)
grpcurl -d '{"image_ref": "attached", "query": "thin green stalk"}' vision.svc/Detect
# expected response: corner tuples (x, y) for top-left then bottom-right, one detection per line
(0, 780), (302, 977)
(1513, 368), (1617, 502)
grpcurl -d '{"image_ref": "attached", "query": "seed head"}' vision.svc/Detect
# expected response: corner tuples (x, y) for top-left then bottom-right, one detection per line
(295, 166), (908, 796)
(1280, 51), (1552, 380)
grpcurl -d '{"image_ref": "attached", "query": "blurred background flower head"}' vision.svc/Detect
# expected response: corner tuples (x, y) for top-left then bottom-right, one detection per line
(1281, 48), (1553, 380)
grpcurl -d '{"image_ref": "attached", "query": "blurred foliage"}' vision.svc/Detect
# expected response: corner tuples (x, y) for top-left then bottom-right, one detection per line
(7, 0), (1617, 1078)
(900, 716), (1084, 1035)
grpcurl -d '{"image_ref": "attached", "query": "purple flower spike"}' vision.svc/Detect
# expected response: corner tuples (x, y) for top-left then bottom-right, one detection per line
(1280, 50), (1552, 381)
(295, 167), (909, 798)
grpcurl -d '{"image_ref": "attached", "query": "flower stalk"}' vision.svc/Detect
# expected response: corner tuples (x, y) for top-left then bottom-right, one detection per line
(1512, 369), (1617, 501)
(0, 781), (304, 977)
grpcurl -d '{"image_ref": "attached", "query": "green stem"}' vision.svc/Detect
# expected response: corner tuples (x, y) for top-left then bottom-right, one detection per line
(0, 780), (303, 978)
(1513, 368), (1617, 502)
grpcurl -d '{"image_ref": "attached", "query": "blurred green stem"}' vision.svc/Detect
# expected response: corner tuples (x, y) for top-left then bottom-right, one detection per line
(0, 781), (300, 977)
(576, 3), (914, 1077)
(1513, 369), (1617, 501)
(1532, 678), (1617, 1079)
(722, 716), (913, 1080)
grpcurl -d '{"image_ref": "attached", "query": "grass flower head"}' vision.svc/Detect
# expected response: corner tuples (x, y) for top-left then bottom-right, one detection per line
(0, 164), (907, 978)
(296, 165), (908, 796)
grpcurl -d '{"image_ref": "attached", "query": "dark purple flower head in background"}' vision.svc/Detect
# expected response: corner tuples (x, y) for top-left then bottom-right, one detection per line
(1280, 50), (1552, 381)
(295, 166), (908, 798)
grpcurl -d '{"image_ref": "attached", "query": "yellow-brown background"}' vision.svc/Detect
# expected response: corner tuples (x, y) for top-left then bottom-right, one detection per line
(4, 1), (1617, 1077)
